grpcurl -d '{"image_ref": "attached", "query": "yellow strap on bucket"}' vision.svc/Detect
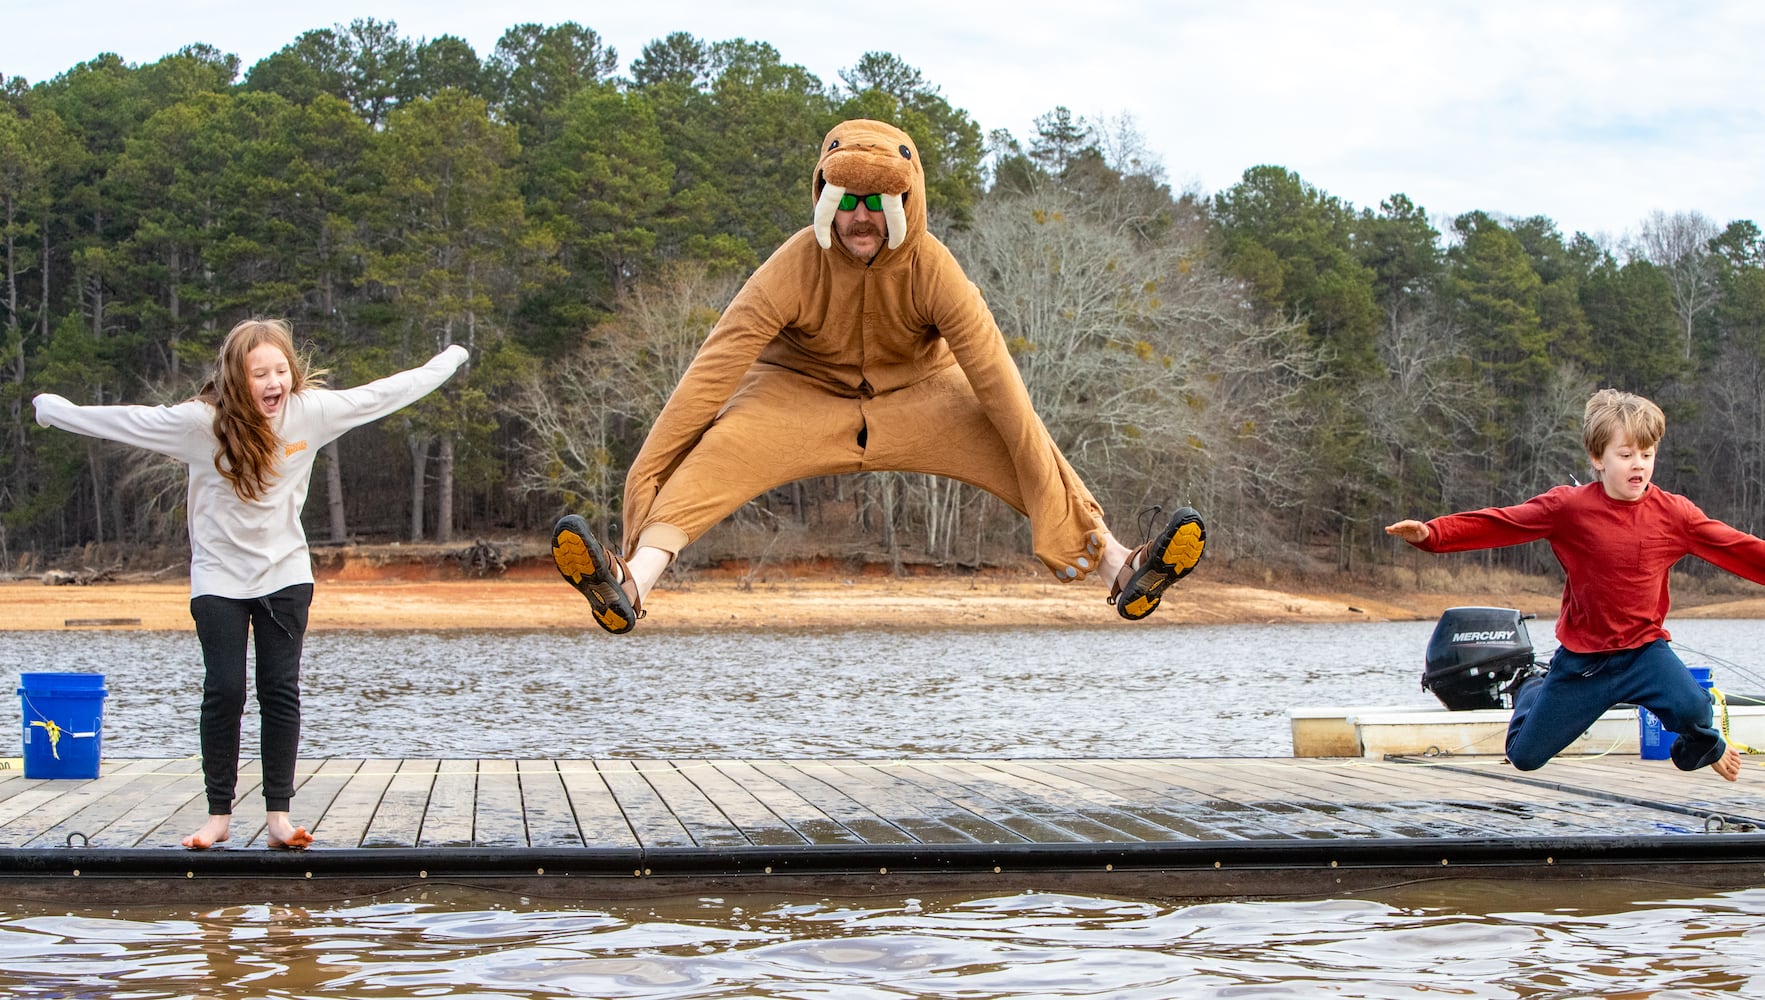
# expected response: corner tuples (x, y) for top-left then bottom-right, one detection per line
(1713, 686), (1762, 759)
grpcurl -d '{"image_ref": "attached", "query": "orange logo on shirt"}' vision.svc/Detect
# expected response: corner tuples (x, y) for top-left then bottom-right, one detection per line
(285, 440), (309, 457)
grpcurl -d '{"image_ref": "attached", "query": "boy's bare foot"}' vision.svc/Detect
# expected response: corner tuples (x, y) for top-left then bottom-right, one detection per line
(265, 811), (313, 850)
(1712, 745), (1742, 782)
(182, 814), (232, 850)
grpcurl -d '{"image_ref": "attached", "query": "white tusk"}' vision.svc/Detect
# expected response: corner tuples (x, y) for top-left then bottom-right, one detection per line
(813, 183), (844, 249)
(882, 192), (906, 249)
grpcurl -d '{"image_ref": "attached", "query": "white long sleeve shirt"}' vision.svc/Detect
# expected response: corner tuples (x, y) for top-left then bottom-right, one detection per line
(34, 344), (468, 599)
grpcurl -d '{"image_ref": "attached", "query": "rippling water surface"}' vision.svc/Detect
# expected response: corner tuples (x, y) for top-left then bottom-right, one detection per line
(8, 616), (1765, 758)
(5, 617), (1765, 997)
(0, 883), (1760, 998)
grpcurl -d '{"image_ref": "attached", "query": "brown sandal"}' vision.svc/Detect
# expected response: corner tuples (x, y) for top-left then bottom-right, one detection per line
(551, 514), (644, 634)
(1109, 507), (1206, 620)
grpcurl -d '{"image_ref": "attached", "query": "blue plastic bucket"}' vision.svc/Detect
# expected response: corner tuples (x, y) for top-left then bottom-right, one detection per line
(18, 673), (107, 779)
(1637, 707), (1672, 759)
(1637, 666), (1715, 760)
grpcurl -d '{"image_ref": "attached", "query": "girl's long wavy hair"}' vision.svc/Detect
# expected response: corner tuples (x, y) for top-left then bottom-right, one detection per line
(194, 318), (327, 502)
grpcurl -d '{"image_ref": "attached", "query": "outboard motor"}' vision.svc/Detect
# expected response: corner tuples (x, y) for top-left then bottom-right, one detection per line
(1423, 607), (1540, 710)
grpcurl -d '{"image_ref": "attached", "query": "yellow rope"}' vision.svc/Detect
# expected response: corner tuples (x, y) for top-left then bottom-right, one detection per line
(29, 719), (63, 759)
(1712, 686), (1762, 759)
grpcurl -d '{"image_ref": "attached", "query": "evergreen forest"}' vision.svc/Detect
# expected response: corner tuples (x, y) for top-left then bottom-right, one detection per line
(5, 19), (1764, 581)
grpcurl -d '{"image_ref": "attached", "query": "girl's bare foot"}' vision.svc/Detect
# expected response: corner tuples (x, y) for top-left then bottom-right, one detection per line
(265, 811), (313, 850)
(1712, 746), (1742, 782)
(182, 814), (232, 850)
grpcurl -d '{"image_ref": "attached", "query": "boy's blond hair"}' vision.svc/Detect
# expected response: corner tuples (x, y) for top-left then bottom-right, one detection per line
(1584, 388), (1665, 457)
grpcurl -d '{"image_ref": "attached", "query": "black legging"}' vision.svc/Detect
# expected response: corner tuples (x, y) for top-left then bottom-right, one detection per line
(188, 583), (312, 815)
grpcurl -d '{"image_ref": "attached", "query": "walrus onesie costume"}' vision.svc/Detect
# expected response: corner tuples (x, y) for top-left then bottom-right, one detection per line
(553, 119), (1204, 632)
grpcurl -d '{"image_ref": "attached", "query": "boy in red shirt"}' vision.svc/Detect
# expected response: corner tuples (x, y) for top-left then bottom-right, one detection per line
(1387, 389), (1747, 781)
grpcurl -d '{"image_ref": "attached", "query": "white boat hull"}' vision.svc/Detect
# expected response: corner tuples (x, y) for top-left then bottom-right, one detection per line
(1290, 703), (1765, 758)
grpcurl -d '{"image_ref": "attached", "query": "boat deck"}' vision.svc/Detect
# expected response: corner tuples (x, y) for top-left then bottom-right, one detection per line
(2, 754), (1763, 902)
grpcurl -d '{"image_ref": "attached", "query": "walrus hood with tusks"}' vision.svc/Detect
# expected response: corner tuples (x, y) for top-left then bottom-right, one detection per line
(810, 118), (925, 255)
(619, 118), (1105, 572)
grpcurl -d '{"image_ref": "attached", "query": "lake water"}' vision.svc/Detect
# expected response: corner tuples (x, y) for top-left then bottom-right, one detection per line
(4, 616), (1765, 996)
(0, 881), (1760, 998)
(9, 617), (1765, 759)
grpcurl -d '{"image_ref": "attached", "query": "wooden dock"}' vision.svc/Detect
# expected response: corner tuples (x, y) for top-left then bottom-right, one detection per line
(2, 754), (1763, 903)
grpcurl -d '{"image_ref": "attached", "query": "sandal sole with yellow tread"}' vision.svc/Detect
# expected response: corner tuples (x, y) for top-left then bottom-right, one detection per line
(1113, 507), (1206, 621)
(551, 515), (640, 634)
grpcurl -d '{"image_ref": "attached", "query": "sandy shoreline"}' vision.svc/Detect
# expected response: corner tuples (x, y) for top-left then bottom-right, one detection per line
(6, 571), (1762, 633)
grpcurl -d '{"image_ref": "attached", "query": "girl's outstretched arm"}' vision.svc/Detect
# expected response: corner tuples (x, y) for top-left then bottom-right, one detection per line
(33, 394), (213, 462)
(302, 344), (468, 443)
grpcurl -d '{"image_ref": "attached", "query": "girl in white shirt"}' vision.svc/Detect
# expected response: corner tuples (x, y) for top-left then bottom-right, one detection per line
(35, 318), (467, 849)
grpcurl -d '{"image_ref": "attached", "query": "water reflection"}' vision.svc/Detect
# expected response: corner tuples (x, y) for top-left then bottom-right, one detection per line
(0, 884), (1759, 998)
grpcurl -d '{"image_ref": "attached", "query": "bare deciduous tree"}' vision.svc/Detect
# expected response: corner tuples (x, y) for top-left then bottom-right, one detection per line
(1358, 303), (1484, 527)
(952, 181), (1324, 559)
(504, 262), (739, 535)
(1685, 340), (1765, 534)
(1637, 209), (1721, 358)
(1088, 111), (1165, 184)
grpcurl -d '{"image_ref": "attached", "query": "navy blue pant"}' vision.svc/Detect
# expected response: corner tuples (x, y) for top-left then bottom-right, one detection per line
(1507, 639), (1724, 772)
(188, 583), (311, 815)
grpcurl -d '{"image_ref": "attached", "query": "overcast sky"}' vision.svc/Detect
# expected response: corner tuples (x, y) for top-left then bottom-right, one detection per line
(5, 1), (1761, 243)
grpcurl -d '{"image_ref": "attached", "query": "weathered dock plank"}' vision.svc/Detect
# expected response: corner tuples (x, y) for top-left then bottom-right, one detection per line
(1371, 759), (1684, 837)
(515, 759), (584, 848)
(0, 785), (76, 836)
(24, 760), (181, 849)
(595, 759), (695, 848)
(2, 760), (166, 848)
(472, 759), (525, 848)
(1092, 759), (1393, 840)
(554, 762), (638, 847)
(1395, 755), (1765, 831)
(1008, 759), (1260, 840)
(1431, 753), (1765, 815)
(976, 759), (1217, 841)
(748, 761), (918, 845)
(705, 759), (866, 846)
(780, 760), (996, 845)
(1158, 759), (1446, 839)
(631, 760), (750, 848)
(923, 760), (1152, 843)
(1153, 758), (1590, 840)
(0, 767), (49, 805)
(360, 758), (437, 848)
(158, 778), (258, 848)
(1205, 757), (1678, 839)
(668, 761), (805, 847)
(312, 758), (400, 849)
(88, 759), (204, 848)
(417, 759), (479, 847)
(890, 761), (1089, 844)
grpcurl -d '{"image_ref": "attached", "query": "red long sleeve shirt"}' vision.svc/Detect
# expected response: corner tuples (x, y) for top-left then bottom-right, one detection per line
(1416, 483), (1765, 653)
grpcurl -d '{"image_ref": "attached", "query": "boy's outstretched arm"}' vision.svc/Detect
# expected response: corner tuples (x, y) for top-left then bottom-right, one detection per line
(1385, 519), (1430, 544)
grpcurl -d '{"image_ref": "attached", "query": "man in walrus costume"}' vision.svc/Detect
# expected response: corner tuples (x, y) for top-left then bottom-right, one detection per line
(552, 119), (1205, 633)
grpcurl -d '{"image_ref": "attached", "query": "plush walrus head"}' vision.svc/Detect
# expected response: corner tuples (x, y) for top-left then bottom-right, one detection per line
(811, 119), (926, 253)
